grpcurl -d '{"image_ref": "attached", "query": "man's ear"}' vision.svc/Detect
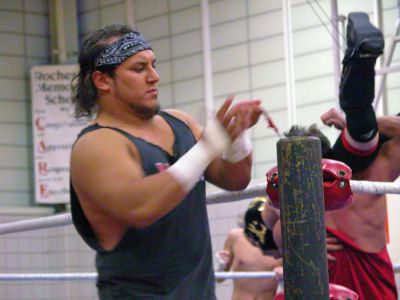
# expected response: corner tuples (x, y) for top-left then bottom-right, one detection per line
(92, 70), (112, 92)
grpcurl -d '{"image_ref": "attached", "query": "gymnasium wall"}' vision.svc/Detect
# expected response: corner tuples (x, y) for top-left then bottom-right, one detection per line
(0, 0), (50, 207)
(0, 0), (399, 299)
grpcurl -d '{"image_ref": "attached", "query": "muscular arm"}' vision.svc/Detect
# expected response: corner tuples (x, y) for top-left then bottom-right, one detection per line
(208, 100), (262, 190)
(70, 98), (242, 231)
(321, 108), (400, 139)
(206, 154), (253, 190)
(70, 130), (187, 229)
(381, 136), (400, 181)
(215, 229), (238, 283)
(377, 115), (400, 138)
(169, 98), (262, 191)
(182, 114), (253, 190)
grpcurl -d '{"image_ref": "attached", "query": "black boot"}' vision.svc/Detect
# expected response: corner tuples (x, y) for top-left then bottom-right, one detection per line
(339, 12), (384, 111)
(345, 12), (384, 59)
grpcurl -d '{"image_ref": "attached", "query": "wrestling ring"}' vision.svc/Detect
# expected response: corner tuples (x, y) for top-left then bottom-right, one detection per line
(1, 137), (400, 300)
(0, 179), (399, 282)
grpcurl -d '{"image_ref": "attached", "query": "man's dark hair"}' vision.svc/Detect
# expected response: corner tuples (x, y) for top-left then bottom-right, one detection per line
(284, 124), (331, 158)
(71, 24), (134, 117)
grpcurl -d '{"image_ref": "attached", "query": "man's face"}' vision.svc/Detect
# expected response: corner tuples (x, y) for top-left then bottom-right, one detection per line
(111, 49), (160, 119)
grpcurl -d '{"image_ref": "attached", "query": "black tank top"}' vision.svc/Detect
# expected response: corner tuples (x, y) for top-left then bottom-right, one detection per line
(70, 111), (216, 299)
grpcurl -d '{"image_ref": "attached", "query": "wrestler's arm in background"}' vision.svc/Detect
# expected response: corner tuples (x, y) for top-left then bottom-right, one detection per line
(377, 115), (400, 138)
(215, 229), (238, 283)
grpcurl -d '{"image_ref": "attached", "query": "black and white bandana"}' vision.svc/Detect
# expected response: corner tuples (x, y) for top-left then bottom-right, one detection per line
(95, 32), (152, 68)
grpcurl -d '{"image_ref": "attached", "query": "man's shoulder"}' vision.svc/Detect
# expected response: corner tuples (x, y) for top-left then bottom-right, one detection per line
(229, 228), (244, 238)
(72, 125), (135, 160)
(163, 109), (202, 139)
(163, 109), (192, 124)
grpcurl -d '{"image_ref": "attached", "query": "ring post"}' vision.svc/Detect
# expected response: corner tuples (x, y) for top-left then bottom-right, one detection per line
(277, 137), (329, 299)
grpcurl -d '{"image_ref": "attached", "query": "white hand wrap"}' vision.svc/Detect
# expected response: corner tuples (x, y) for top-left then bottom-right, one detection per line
(168, 119), (231, 193)
(222, 131), (252, 163)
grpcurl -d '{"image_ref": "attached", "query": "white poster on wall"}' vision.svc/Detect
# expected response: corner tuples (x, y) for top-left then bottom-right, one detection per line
(31, 64), (88, 204)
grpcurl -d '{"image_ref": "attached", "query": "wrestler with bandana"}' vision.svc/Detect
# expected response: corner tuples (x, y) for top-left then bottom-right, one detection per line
(69, 25), (262, 299)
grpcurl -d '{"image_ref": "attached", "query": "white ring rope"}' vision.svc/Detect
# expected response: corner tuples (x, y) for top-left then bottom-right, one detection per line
(0, 213), (72, 235)
(0, 180), (399, 235)
(0, 272), (274, 281)
(0, 266), (399, 281)
(349, 180), (400, 195)
(215, 271), (275, 279)
(0, 273), (97, 281)
(206, 183), (267, 205)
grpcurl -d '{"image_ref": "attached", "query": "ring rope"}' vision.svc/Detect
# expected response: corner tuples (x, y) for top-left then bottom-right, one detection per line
(0, 272), (276, 281)
(0, 213), (72, 235)
(0, 265), (399, 281)
(0, 273), (97, 281)
(0, 180), (399, 235)
(349, 180), (400, 195)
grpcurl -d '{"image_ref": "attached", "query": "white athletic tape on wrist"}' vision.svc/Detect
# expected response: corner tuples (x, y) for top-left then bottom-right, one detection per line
(222, 131), (252, 163)
(168, 119), (231, 193)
